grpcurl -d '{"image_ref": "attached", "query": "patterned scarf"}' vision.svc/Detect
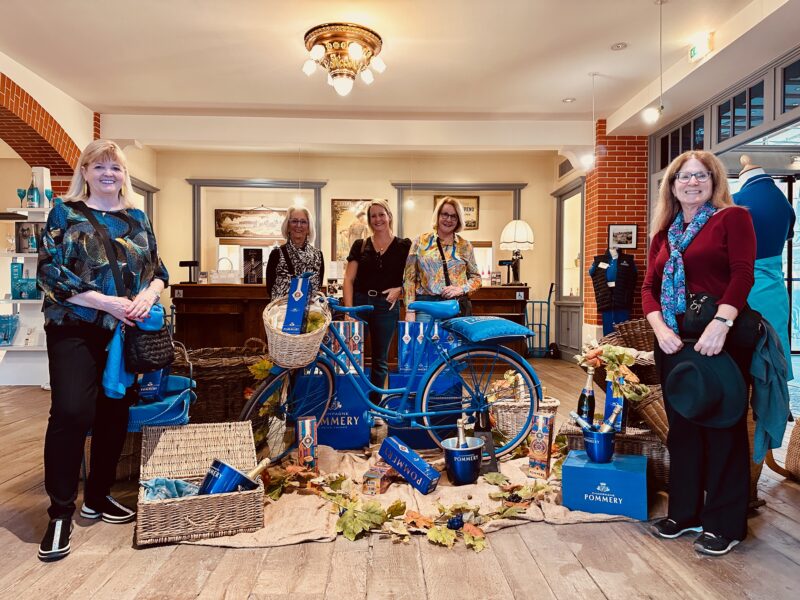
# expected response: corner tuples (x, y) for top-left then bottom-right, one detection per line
(660, 202), (717, 333)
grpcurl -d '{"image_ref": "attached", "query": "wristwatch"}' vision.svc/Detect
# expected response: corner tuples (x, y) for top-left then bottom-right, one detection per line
(713, 316), (734, 328)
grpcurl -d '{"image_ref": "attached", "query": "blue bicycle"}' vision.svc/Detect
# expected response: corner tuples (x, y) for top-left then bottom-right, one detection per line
(239, 297), (542, 462)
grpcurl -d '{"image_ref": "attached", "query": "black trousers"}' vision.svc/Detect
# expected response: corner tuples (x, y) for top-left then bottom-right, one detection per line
(655, 340), (751, 541)
(44, 324), (131, 519)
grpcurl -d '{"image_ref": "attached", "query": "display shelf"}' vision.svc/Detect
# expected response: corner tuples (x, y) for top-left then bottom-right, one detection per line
(6, 207), (50, 218)
(1, 295), (43, 304)
(0, 344), (46, 352)
(0, 251), (38, 258)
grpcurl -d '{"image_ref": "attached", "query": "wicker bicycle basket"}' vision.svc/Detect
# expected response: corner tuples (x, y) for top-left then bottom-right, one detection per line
(135, 422), (264, 547)
(263, 294), (331, 369)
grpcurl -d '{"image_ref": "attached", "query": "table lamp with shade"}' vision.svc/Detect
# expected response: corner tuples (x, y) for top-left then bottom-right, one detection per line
(499, 220), (534, 285)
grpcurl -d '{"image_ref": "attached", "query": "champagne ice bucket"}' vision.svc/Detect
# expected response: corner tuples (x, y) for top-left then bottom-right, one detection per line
(582, 430), (616, 463)
(442, 437), (484, 485)
(198, 459), (260, 495)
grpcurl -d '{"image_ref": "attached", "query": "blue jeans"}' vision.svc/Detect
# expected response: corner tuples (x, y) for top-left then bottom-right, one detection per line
(354, 292), (400, 403)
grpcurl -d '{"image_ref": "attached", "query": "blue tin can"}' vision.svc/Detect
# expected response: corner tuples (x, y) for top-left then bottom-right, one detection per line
(442, 437), (485, 485)
(582, 430), (616, 463)
(198, 459), (259, 495)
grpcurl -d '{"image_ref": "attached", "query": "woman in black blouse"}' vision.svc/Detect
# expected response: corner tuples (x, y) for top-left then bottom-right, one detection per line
(343, 200), (411, 402)
(265, 206), (324, 300)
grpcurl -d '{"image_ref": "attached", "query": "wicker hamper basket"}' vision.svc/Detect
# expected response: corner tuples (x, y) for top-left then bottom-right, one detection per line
(135, 422), (264, 547)
(171, 338), (266, 423)
(632, 385), (669, 444)
(559, 421), (671, 491)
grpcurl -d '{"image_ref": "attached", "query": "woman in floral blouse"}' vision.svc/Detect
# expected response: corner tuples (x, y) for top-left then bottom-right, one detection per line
(265, 206), (324, 300)
(403, 197), (481, 322)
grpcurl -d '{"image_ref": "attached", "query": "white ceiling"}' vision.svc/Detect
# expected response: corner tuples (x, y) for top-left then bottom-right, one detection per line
(0, 0), (754, 122)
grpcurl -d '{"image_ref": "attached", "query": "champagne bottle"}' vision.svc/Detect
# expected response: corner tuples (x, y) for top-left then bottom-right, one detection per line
(598, 405), (623, 433)
(569, 411), (594, 432)
(577, 367), (596, 423)
(456, 418), (468, 448)
(26, 177), (40, 209)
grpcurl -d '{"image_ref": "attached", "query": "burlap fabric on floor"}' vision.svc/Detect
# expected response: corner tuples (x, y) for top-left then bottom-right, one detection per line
(187, 445), (666, 548)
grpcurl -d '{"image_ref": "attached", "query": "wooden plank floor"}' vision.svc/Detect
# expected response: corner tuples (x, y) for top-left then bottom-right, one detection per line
(1, 359), (799, 600)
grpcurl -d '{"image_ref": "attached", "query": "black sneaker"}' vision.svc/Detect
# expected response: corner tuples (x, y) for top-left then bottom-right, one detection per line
(80, 495), (136, 524)
(693, 532), (740, 556)
(38, 518), (72, 562)
(651, 518), (703, 539)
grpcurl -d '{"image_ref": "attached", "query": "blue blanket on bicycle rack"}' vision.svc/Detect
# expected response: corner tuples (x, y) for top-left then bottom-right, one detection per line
(442, 316), (534, 343)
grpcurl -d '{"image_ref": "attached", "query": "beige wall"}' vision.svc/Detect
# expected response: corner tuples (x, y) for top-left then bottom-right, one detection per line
(154, 150), (559, 299)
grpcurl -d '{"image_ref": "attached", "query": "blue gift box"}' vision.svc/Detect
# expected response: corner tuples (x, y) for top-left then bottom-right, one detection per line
(311, 374), (372, 450)
(379, 436), (440, 494)
(562, 450), (648, 520)
(386, 372), (449, 450)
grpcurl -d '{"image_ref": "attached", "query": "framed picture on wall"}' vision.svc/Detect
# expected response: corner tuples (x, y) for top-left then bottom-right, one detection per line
(331, 199), (373, 261)
(241, 247), (264, 284)
(214, 208), (286, 239)
(434, 195), (479, 230)
(608, 224), (637, 249)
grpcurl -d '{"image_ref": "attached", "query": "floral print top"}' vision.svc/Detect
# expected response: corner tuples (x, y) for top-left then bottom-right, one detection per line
(37, 201), (169, 330)
(403, 232), (481, 306)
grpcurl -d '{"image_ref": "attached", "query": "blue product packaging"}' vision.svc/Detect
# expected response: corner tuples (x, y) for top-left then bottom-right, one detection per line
(562, 450), (648, 520)
(322, 320), (364, 374)
(282, 275), (312, 335)
(317, 375), (371, 449)
(397, 321), (427, 373)
(139, 367), (170, 401)
(378, 436), (440, 494)
(10, 262), (22, 283)
(385, 372), (446, 450)
(12, 278), (40, 300)
(603, 380), (628, 433)
(424, 322), (461, 367)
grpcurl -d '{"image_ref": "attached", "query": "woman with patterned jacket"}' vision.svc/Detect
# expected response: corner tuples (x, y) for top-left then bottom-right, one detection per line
(35, 140), (168, 562)
(403, 196), (481, 323)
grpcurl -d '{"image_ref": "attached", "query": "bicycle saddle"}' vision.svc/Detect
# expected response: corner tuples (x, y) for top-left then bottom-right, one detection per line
(407, 300), (459, 320)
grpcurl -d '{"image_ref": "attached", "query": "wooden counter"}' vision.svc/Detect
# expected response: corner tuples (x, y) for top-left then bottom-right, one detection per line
(171, 284), (268, 349)
(171, 284), (530, 358)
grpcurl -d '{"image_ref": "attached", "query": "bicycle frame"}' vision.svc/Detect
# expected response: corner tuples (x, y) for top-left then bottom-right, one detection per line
(272, 307), (542, 432)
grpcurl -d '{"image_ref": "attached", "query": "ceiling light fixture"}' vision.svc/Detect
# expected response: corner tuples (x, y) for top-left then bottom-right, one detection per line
(562, 97), (576, 103)
(610, 42), (628, 51)
(642, 0), (665, 124)
(303, 22), (385, 97)
(581, 72), (599, 170)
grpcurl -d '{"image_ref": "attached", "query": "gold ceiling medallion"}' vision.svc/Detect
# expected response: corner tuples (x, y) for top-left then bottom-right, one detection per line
(302, 22), (386, 97)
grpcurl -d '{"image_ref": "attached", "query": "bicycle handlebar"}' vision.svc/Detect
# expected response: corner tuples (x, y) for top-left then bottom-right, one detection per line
(327, 296), (374, 315)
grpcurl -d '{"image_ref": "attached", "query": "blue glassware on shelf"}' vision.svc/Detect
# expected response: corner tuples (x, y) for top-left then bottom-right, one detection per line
(44, 189), (53, 208)
(16, 189), (25, 208)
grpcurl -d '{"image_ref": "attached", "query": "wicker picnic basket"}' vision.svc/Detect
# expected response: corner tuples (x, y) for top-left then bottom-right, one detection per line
(135, 422), (264, 547)
(560, 421), (671, 490)
(631, 384), (669, 444)
(775, 424), (800, 481)
(492, 395), (560, 437)
(263, 294), (331, 369)
(171, 338), (266, 423)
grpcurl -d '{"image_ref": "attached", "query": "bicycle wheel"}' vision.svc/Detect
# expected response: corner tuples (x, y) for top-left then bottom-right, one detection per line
(239, 359), (334, 463)
(420, 346), (540, 458)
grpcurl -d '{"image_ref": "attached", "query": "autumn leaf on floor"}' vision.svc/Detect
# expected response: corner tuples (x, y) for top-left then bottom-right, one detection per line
(385, 499), (406, 519)
(386, 520), (410, 543)
(500, 483), (523, 493)
(462, 523), (487, 552)
(336, 501), (387, 542)
(495, 505), (524, 520)
(427, 525), (457, 548)
(482, 472), (510, 486)
(405, 511), (434, 530)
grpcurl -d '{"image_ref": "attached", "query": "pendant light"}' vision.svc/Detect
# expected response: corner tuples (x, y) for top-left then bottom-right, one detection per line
(643, 0), (665, 124)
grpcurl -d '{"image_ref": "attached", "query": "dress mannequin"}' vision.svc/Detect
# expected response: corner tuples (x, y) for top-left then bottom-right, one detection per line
(589, 245), (637, 335)
(733, 154), (795, 379)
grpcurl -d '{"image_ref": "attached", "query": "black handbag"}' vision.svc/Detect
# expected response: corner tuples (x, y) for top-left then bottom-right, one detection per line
(436, 237), (472, 316)
(683, 291), (762, 350)
(73, 202), (174, 373)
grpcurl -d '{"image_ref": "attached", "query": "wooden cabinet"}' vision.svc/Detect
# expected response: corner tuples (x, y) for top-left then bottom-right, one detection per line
(171, 284), (268, 349)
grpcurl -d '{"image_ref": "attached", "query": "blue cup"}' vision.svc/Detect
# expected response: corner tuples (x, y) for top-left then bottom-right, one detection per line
(582, 430), (616, 463)
(442, 437), (485, 485)
(198, 459), (259, 495)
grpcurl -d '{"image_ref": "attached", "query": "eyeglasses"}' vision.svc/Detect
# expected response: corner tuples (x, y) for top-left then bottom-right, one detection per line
(439, 212), (458, 222)
(289, 219), (309, 226)
(674, 171), (712, 184)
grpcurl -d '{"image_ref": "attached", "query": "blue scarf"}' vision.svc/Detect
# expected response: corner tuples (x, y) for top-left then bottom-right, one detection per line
(660, 202), (717, 333)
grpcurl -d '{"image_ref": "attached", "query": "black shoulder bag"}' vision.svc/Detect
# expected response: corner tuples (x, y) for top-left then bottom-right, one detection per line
(436, 237), (472, 316)
(683, 291), (762, 351)
(73, 202), (173, 373)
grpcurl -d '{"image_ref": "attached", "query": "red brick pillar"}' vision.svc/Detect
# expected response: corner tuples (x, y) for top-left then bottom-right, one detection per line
(583, 119), (649, 328)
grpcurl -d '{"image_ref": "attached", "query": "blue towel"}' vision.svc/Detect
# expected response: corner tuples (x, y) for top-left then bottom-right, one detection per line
(750, 320), (791, 463)
(140, 477), (199, 501)
(102, 323), (135, 399)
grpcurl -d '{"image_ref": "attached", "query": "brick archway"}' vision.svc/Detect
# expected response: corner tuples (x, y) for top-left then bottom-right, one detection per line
(0, 73), (81, 194)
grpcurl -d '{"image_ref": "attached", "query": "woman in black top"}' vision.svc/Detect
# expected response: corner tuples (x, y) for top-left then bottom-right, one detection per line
(343, 200), (411, 402)
(265, 206), (324, 300)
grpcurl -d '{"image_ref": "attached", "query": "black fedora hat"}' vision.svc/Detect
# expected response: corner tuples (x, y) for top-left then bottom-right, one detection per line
(662, 346), (747, 428)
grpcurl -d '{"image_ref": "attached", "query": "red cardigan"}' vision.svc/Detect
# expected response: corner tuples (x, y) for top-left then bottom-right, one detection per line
(642, 207), (756, 316)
